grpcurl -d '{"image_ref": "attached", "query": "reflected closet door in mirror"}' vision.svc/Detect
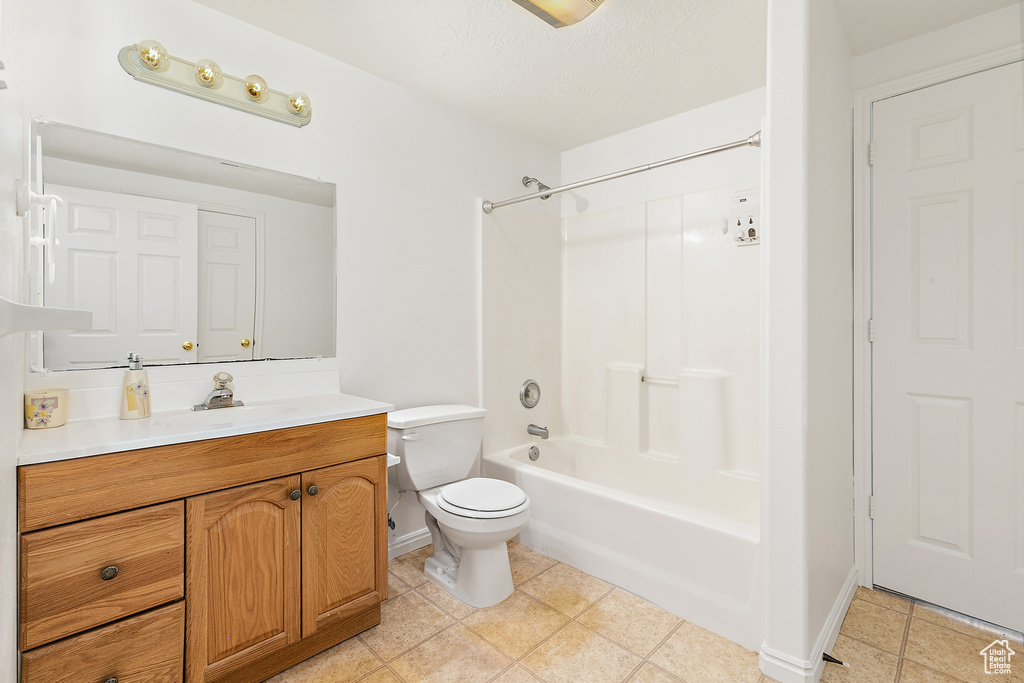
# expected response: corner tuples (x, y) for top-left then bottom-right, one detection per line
(43, 185), (198, 369)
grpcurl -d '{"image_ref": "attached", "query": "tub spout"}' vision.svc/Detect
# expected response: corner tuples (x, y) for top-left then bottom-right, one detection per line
(527, 424), (549, 439)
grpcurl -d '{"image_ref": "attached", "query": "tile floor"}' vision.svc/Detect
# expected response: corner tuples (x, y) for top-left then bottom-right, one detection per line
(265, 541), (1024, 683)
(824, 587), (1024, 683)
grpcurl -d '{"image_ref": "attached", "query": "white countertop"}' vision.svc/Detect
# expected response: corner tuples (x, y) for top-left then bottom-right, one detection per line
(19, 392), (395, 466)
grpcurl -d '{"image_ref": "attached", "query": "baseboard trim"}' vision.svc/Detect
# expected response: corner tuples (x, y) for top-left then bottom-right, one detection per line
(388, 528), (431, 560)
(760, 566), (859, 683)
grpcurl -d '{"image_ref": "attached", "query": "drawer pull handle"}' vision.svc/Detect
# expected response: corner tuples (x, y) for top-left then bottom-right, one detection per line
(105, 677), (119, 683)
(307, 485), (319, 496)
(290, 489), (301, 501)
(100, 566), (119, 581)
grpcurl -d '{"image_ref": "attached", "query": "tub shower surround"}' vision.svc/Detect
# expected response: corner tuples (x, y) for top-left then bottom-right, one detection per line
(484, 183), (763, 649)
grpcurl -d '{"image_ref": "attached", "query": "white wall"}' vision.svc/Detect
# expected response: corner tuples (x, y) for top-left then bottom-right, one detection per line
(853, 4), (1022, 91)
(481, 204), (562, 456)
(760, 0), (855, 681)
(1, 0), (560, 659)
(43, 157), (336, 362)
(805, 0), (855, 666)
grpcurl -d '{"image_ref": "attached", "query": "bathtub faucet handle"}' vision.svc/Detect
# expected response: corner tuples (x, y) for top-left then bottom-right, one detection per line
(527, 424), (549, 440)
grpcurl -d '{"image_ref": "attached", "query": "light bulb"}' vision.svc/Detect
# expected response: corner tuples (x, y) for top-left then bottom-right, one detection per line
(287, 92), (310, 117)
(138, 40), (168, 71)
(243, 75), (269, 102)
(195, 59), (222, 88)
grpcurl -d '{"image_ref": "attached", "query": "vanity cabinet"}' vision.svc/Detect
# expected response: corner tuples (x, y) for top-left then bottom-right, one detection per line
(20, 501), (185, 650)
(186, 458), (386, 683)
(18, 414), (387, 683)
(21, 602), (185, 683)
(186, 476), (302, 682)
(300, 458), (385, 636)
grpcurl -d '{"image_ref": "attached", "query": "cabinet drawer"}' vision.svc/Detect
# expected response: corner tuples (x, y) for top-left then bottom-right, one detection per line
(21, 601), (184, 683)
(20, 501), (184, 650)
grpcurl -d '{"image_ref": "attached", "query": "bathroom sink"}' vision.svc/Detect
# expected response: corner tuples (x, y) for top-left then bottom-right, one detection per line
(150, 404), (300, 430)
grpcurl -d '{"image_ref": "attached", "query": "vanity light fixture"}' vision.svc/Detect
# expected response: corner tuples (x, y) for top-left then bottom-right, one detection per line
(243, 74), (269, 102)
(194, 59), (222, 88)
(118, 41), (312, 127)
(510, 0), (605, 28)
(137, 40), (170, 71)
(287, 92), (310, 116)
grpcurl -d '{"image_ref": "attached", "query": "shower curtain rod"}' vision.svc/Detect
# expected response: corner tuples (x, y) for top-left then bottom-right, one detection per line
(482, 131), (761, 214)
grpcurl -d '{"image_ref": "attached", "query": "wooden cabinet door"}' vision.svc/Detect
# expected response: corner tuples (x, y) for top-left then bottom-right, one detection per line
(186, 476), (301, 683)
(301, 456), (387, 637)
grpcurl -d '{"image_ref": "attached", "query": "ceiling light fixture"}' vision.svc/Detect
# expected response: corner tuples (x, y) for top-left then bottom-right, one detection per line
(510, 0), (605, 28)
(118, 41), (312, 127)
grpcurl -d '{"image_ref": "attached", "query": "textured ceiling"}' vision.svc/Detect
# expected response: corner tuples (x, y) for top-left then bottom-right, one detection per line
(834, 0), (1019, 55)
(190, 0), (1017, 151)
(190, 0), (768, 151)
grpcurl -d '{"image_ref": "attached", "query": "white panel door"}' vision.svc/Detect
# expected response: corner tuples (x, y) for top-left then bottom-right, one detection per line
(43, 185), (198, 368)
(872, 61), (1024, 631)
(197, 211), (256, 362)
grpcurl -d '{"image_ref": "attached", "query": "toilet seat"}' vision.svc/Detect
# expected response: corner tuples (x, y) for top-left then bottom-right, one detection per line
(437, 478), (528, 519)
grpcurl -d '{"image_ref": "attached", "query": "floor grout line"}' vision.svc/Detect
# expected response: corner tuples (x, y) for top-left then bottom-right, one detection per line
(891, 599), (914, 682)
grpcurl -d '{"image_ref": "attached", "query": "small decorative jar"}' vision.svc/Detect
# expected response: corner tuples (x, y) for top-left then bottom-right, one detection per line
(24, 389), (69, 429)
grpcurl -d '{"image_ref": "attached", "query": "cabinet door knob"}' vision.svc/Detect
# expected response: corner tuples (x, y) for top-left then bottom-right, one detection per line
(290, 489), (301, 501)
(307, 485), (319, 496)
(182, 341), (194, 351)
(100, 566), (119, 581)
(240, 338), (251, 348)
(104, 677), (119, 683)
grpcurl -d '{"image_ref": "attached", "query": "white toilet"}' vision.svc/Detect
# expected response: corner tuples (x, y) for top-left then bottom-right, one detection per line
(388, 405), (530, 608)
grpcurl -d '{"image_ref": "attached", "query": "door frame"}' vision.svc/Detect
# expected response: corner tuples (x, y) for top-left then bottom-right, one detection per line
(852, 45), (1024, 589)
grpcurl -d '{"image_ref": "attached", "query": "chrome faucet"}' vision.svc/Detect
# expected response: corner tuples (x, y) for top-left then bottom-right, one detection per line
(193, 372), (244, 411)
(527, 424), (549, 439)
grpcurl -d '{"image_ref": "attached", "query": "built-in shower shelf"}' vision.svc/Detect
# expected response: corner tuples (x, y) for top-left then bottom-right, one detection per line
(0, 295), (92, 338)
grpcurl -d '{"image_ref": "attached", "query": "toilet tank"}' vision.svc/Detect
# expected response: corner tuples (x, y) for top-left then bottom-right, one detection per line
(387, 405), (486, 492)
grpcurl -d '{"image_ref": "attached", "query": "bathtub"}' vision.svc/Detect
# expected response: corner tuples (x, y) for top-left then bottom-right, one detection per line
(484, 439), (764, 650)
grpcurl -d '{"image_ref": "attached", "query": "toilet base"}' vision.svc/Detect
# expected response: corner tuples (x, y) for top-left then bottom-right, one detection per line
(413, 483), (529, 609)
(423, 542), (515, 609)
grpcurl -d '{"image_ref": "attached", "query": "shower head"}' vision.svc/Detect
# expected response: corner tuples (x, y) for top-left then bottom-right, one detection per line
(522, 176), (552, 199)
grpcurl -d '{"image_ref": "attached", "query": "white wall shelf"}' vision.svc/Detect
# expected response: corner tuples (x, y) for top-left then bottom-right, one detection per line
(0, 295), (91, 338)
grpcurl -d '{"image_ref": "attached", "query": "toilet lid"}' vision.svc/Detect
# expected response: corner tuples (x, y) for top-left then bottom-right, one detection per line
(439, 479), (528, 515)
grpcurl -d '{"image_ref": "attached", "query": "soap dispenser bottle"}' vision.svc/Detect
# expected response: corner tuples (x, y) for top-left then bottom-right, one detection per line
(120, 352), (151, 420)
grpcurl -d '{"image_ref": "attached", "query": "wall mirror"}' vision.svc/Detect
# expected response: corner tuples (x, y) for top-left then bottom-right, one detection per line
(32, 121), (336, 370)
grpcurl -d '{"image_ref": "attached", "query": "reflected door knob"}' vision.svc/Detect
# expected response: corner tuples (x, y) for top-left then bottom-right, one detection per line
(307, 485), (319, 496)
(182, 341), (193, 350)
(240, 338), (251, 348)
